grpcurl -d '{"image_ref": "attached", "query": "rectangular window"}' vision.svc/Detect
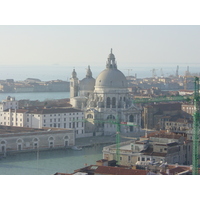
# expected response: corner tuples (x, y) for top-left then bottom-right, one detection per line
(64, 123), (66, 128)
(64, 118), (66, 121)
(142, 157), (145, 161)
(69, 123), (71, 128)
(44, 119), (46, 123)
(50, 119), (52, 122)
(128, 156), (131, 161)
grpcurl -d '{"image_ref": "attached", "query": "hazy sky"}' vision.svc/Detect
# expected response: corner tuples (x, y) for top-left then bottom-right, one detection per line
(0, 25), (200, 67)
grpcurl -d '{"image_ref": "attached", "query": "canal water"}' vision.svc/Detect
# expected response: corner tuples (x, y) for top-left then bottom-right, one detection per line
(0, 145), (105, 175)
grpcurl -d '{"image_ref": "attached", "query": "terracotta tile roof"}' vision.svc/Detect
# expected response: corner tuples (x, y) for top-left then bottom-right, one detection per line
(145, 103), (181, 111)
(92, 165), (147, 175)
(168, 166), (191, 175)
(144, 130), (183, 139)
(54, 172), (72, 175)
(151, 152), (167, 157)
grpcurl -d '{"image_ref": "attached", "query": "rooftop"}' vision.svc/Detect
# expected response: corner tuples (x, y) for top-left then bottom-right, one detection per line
(143, 130), (183, 140)
(0, 126), (72, 136)
(5, 107), (83, 114)
(74, 165), (147, 175)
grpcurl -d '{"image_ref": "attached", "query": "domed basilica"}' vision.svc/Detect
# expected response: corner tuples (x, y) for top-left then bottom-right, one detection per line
(70, 49), (141, 136)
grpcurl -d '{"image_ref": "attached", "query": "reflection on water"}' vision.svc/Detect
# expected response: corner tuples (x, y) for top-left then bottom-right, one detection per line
(0, 145), (105, 175)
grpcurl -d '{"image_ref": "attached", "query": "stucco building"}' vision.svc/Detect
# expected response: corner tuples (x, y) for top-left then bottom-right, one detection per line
(0, 96), (85, 138)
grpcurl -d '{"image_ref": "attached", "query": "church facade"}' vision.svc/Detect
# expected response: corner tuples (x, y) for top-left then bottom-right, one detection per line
(70, 49), (141, 136)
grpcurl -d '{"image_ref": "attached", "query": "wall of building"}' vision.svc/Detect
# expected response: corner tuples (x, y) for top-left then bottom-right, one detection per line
(0, 130), (75, 155)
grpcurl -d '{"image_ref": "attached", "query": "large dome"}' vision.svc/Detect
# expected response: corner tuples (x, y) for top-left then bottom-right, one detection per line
(95, 49), (128, 90)
(95, 68), (127, 89)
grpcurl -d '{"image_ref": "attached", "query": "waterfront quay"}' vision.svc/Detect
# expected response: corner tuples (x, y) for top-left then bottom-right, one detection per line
(75, 131), (145, 147)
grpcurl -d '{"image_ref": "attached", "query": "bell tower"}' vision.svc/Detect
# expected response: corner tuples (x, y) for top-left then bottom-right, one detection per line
(70, 69), (79, 98)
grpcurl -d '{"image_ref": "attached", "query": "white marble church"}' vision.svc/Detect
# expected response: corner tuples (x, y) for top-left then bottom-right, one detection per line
(70, 49), (141, 136)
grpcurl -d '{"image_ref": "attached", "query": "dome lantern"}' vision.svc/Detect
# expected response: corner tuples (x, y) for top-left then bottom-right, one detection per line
(106, 48), (117, 69)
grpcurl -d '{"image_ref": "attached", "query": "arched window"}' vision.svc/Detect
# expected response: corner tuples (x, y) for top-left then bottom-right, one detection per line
(129, 115), (134, 132)
(16, 138), (23, 151)
(112, 97), (116, 108)
(16, 138), (23, 143)
(129, 115), (134, 122)
(106, 97), (111, 108)
(1, 140), (6, 145)
(64, 136), (69, 140)
(1, 140), (6, 153)
(87, 114), (93, 119)
(107, 115), (115, 120)
(32, 138), (39, 149)
(64, 135), (69, 147)
(33, 138), (39, 142)
(48, 137), (54, 148)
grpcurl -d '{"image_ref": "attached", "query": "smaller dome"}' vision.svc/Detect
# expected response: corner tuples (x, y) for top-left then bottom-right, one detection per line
(80, 66), (95, 91)
(80, 77), (95, 91)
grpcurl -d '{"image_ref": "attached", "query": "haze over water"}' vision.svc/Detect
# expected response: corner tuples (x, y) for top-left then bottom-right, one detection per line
(1, 63), (200, 82)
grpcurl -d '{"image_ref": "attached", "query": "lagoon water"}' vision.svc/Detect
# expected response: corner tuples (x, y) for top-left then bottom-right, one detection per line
(0, 145), (105, 175)
(0, 92), (70, 102)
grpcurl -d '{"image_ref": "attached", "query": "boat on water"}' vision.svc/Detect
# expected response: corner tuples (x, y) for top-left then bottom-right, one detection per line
(71, 146), (82, 151)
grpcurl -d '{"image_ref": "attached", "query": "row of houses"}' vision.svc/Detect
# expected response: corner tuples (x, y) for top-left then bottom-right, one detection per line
(55, 158), (193, 175)
(103, 130), (193, 166)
